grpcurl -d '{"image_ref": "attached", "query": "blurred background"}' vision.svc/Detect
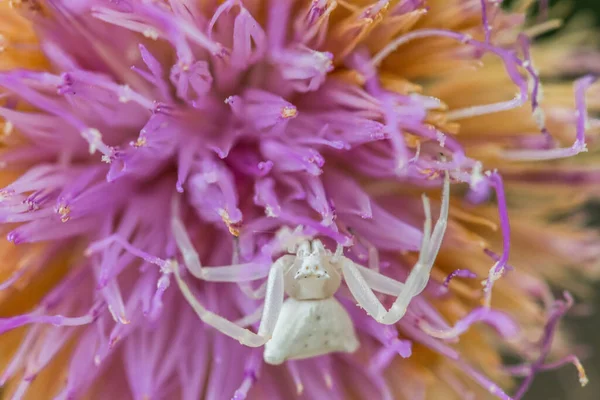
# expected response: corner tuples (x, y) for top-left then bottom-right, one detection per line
(525, 2), (600, 399)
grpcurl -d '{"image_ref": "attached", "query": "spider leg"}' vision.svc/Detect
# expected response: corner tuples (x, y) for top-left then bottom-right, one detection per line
(342, 172), (450, 325)
(332, 243), (344, 263)
(171, 196), (271, 282)
(232, 236), (270, 300)
(353, 263), (404, 296)
(335, 244), (401, 295)
(237, 281), (268, 299)
(234, 304), (264, 328)
(173, 254), (294, 346)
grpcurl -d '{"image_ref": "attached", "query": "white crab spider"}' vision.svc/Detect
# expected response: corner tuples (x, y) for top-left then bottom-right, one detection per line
(171, 173), (450, 365)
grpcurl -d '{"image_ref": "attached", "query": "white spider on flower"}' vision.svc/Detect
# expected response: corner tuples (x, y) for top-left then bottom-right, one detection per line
(86, 173), (449, 365)
(168, 172), (450, 365)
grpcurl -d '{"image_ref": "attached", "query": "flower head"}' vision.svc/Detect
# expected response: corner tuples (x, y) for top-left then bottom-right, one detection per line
(0, 1), (599, 399)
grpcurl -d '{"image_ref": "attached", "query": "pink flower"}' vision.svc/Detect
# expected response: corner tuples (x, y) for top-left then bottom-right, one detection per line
(0, 1), (598, 399)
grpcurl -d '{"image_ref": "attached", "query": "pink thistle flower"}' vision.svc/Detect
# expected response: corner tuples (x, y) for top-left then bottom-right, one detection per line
(0, 1), (599, 399)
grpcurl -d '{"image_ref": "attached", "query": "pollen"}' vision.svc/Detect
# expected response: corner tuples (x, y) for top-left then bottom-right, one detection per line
(108, 304), (130, 324)
(81, 127), (103, 154)
(574, 358), (589, 386)
(177, 61), (190, 71)
(280, 106), (298, 119)
(360, 2), (388, 23)
(265, 205), (277, 217)
(163, 259), (178, 274)
(109, 335), (120, 348)
(57, 205), (70, 223)
(418, 168), (436, 179)
(0, 34), (6, 52)
(314, 50), (334, 72)
(132, 136), (147, 148)
(219, 209), (240, 237)
(143, 28), (159, 40)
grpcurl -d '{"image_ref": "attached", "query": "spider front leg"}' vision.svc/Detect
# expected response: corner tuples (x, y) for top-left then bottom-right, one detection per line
(171, 197), (271, 283)
(173, 254), (295, 347)
(341, 172), (450, 325)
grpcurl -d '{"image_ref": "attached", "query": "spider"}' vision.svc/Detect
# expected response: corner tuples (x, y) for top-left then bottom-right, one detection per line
(169, 172), (450, 365)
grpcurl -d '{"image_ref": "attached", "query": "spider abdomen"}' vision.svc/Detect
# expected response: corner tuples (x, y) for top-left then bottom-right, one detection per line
(263, 297), (359, 365)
